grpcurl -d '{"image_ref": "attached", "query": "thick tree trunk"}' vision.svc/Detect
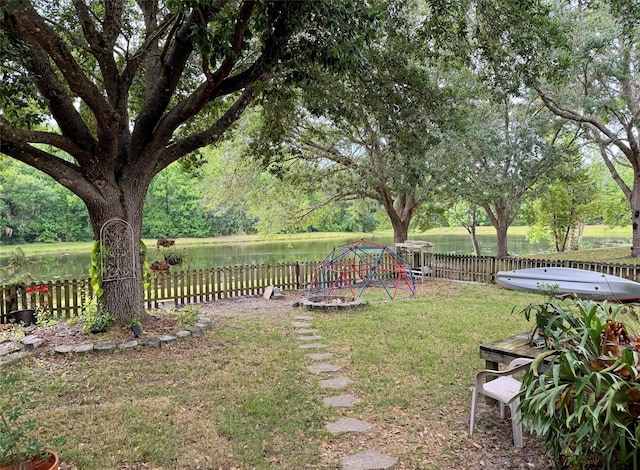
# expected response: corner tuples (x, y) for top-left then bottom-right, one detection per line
(495, 224), (509, 258)
(632, 180), (640, 258)
(377, 188), (416, 245)
(86, 182), (147, 326)
(391, 218), (410, 245)
(484, 203), (513, 258)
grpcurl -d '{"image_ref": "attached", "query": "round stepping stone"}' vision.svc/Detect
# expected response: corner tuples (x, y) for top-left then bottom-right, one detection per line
(299, 342), (327, 350)
(319, 376), (352, 390)
(323, 394), (361, 408)
(20, 336), (43, 350)
(139, 337), (160, 347)
(94, 341), (116, 353)
(326, 418), (373, 434)
(295, 329), (318, 334)
(297, 335), (323, 341)
(291, 321), (312, 328)
(306, 352), (334, 361)
(339, 450), (398, 470)
(307, 363), (343, 374)
(187, 325), (204, 336)
(294, 315), (314, 321)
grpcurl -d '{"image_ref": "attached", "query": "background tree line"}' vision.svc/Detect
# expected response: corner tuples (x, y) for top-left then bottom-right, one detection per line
(0, 147), (628, 249)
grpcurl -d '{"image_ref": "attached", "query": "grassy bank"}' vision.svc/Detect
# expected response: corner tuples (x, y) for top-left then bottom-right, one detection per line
(7, 283), (550, 469)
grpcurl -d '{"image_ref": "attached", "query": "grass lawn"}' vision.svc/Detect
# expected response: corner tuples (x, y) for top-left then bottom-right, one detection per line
(4, 282), (551, 469)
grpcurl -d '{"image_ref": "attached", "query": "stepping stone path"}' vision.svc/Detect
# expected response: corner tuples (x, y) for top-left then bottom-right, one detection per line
(327, 418), (373, 434)
(323, 394), (361, 408)
(340, 450), (399, 470)
(307, 363), (343, 374)
(319, 376), (353, 390)
(306, 352), (334, 361)
(297, 335), (323, 341)
(291, 315), (397, 469)
(299, 342), (327, 350)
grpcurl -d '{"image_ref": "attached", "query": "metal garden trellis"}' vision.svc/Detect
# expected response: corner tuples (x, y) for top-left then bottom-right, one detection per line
(100, 218), (136, 283)
(307, 239), (416, 300)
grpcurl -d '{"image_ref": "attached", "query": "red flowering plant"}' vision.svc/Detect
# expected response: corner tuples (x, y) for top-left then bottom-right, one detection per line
(25, 285), (54, 325)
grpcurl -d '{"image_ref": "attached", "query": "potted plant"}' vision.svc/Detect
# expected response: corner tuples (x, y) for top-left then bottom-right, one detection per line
(0, 373), (63, 470)
(7, 285), (50, 327)
(1, 249), (41, 324)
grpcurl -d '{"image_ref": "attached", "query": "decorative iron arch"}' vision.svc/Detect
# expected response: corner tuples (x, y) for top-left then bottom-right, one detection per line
(99, 218), (136, 282)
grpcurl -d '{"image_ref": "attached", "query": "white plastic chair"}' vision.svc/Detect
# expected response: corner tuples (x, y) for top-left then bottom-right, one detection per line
(469, 358), (533, 448)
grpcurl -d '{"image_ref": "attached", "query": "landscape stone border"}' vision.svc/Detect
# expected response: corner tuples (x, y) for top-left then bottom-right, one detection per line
(0, 314), (212, 368)
(299, 296), (367, 311)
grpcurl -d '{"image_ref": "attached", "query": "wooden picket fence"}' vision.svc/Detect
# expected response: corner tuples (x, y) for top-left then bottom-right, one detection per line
(2, 254), (640, 321)
(0, 262), (319, 322)
(425, 253), (640, 284)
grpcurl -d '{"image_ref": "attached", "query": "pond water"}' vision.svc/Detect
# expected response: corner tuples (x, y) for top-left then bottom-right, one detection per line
(0, 232), (631, 283)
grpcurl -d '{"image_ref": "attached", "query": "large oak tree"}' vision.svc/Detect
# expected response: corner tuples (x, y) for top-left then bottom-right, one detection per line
(533, 1), (640, 256)
(441, 96), (561, 257)
(0, 0), (372, 323)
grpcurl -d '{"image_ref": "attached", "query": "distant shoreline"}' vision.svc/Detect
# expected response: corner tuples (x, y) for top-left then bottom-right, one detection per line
(0, 224), (631, 258)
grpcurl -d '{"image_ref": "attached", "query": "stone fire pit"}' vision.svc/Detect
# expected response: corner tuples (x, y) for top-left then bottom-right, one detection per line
(300, 295), (367, 311)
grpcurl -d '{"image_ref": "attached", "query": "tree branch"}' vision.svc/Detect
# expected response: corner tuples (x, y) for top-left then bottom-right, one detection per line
(154, 85), (258, 173)
(536, 86), (634, 161)
(11, 3), (116, 132)
(0, 118), (90, 161)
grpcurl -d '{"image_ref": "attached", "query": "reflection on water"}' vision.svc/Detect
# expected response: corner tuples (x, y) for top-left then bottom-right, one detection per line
(0, 232), (631, 282)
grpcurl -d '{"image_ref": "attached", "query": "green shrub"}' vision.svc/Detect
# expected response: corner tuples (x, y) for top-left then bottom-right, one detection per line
(517, 299), (640, 469)
(177, 306), (200, 329)
(81, 295), (115, 333)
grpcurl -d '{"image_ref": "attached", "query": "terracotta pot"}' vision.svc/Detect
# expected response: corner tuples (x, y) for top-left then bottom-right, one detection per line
(9, 309), (36, 327)
(0, 451), (59, 470)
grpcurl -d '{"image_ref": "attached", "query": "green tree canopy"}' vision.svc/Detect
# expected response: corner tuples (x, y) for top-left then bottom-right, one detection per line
(253, 1), (465, 244)
(0, 0), (379, 324)
(514, 1), (640, 256)
(440, 96), (562, 257)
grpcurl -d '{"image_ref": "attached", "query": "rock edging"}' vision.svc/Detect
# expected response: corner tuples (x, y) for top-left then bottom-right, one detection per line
(0, 315), (212, 368)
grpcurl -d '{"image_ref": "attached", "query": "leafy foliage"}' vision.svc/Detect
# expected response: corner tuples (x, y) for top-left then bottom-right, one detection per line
(0, 0), (381, 323)
(81, 295), (114, 334)
(254, 0), (462, 242)
(176, 306), (201, 329)
(518, 299), (640, 469)
(525, 1), (640, 256)
(524, 152), (600, 252)
(0, 159), (92, 244)
(439, 95), (562, 256)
